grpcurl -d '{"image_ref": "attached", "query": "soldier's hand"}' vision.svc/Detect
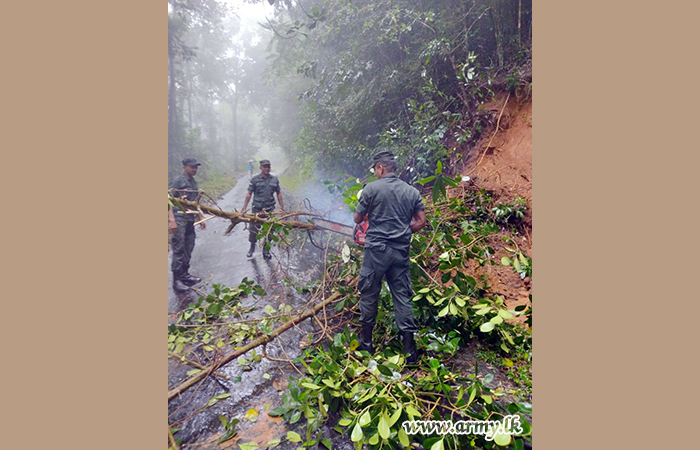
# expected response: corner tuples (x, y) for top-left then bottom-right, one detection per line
(199, 222), (206, 231)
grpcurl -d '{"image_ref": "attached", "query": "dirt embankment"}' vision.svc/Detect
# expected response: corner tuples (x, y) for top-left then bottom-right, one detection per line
(462, 92), (533, 312)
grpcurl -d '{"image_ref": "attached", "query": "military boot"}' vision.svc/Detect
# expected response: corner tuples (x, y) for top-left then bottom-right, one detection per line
(359, 324), (374, 354)
(181, 273), (202, 286)
(402, 331), (420, 365)
(173, 275), (190, 292)
(247, 242), (255, 258)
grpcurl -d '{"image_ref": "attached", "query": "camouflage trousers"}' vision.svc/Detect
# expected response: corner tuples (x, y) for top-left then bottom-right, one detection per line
(171, 215), (196, 278)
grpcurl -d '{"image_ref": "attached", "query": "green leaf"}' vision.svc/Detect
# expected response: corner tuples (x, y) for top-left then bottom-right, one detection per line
(449, 302), (459, 315)
(493, 429), (512, 446)
(489, 315), (503, 325)
(501, 256), (512, 266)
(436, 160), (443, 175)
(368, 433), (379, 445)
(389, 405), (402, 426)
(359, 409), (372, 427)
(398, 426), (410, 447)
(430, 438), (445, 450)
(481, 395), (492, 404)
(378, 364), (393, 377)
(239, 442), (258, 450)
(513, 258), (521, 272)
(519, 252), (529, 265)
(338, 418), (352, 427)
(350, 422), (364, 442)
(498, 309), (514, 319)
(206, 393), (231, 407)
(455, 297), (466, 307)
(378, 412), (391, 439)
(438, 305), (449, 317)
(301, 382), (321, 390)
(416, 175), (436, 186)
(217, 427), (237, 443)
(406, 404), (420, 419)
(266, 438), (282, 448)
(475, 307), (492, 316)
(286, 431), (302, 443)
(480, 322), (495, 332)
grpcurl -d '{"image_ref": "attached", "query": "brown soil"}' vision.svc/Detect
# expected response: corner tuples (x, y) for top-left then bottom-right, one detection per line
(461, 92), (532, 314)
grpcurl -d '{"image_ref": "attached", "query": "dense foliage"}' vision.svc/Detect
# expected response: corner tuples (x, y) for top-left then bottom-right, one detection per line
(264, 0), (532, 178)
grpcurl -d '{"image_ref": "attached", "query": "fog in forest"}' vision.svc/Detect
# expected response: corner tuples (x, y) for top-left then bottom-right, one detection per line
(168, 0), (532, 211)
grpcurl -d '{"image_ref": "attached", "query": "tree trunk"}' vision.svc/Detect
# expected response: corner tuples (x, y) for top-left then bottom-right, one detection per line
(518, 0), (522, 47)
(168, 36), (181, 171)
(231, 94), (239, 172)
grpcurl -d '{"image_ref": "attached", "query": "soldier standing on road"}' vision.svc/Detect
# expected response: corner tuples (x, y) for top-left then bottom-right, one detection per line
(353, 150), (427, 364)
(241, 159), (284, 259)
(169, 157), (207, 292)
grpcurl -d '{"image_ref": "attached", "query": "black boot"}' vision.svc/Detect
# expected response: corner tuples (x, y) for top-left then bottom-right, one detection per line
(247, 242), (255, 258)
(262, 247), (271, 260)
(359, 324), (374, 354)
(402, 331), (419, 365)
(173, 278), (190, 292)
(181, 273), (202, 286)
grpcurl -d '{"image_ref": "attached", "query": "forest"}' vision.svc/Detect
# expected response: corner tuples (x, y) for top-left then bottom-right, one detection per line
(168, 1), (532, 449)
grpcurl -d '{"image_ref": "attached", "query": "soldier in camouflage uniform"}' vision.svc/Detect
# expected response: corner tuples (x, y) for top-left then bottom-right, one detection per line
(168, 157), (206, 292)
(241, 159), (284, 259)
(353, 150), (427, 364)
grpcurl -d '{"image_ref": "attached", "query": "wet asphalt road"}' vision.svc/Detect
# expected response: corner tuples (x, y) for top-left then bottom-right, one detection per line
(167, 172), (356, 450)
(168, 171), (295, 314)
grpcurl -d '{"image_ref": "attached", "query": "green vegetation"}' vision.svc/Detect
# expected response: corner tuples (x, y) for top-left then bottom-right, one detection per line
(197, 171), (237, 200)
(168, 1), (532, 448)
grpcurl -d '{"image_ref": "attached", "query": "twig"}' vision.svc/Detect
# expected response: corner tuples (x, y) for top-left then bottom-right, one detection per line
(474, 92), (511, 168)
(168, 423), (179, 450)
(168, 351), (229, 380)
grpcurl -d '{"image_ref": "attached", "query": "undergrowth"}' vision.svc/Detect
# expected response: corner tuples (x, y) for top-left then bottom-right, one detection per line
(168, 171), (532, 450)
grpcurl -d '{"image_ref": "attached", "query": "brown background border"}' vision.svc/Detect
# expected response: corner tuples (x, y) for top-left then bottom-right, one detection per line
(3, 1), (698, 449)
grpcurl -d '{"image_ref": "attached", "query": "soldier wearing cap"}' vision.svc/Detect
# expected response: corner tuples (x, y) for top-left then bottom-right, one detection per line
(169, 157), (206, 292)
(241, 159), (284, 259)
(353, 150), (427, 364)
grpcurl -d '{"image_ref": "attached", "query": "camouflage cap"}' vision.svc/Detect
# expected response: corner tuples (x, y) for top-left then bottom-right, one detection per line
(259, 159), (271, 166)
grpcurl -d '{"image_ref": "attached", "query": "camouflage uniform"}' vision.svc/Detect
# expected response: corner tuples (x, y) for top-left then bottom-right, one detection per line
(169, 172), (199, 281)
(247, 172), (281, 244)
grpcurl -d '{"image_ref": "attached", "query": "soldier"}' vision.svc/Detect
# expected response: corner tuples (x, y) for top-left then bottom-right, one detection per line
(169, 157), (207, 292)
(241, 159), (284, 259)
(353, 150), (427, 364)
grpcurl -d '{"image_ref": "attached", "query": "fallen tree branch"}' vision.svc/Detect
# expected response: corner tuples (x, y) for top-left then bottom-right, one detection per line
(168, 280), (357, 401)
(170, 197), (325, 236)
